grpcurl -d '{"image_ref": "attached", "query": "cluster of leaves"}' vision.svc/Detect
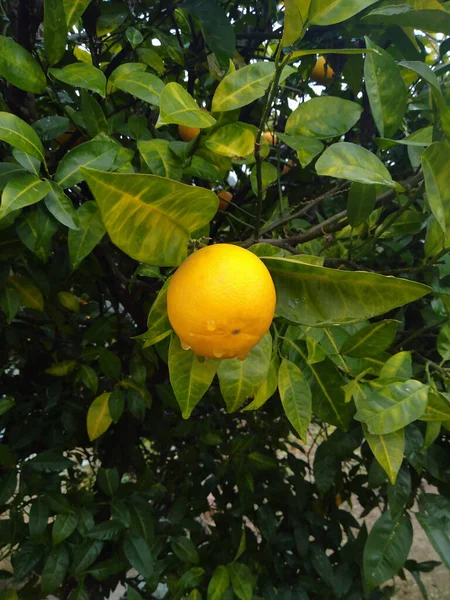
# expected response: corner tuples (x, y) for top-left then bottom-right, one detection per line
(0, 0), (450, 599)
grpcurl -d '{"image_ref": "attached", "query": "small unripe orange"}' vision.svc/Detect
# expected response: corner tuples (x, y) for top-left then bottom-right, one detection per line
(178, 125), (200, 142)
(262, 131), (278, 145)
(217, 190), (232, 210)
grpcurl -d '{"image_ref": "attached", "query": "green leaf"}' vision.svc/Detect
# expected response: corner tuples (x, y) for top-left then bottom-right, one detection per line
(52, 513), (78, 545)
(0, 163), (27, 190)
(109, 63), (164, 106)
(308, 0), (379, 26)
(364, 37), (407, 138)
(108, 388), (125, 422)
(68, 201), (105, 269)
(33, 115), (71, 141)
(0, 471), (17, 504)
(341, 320), (399, 358)
(99, 349), (122, 381)
(169, 334), (219, 419)
(388, 467), (411, 518)
(12, 149), (40, 175)
(363, 510), (412, 590)
(27, 451), (74, 472)
(282, 0), (310, 47)
(421, 391), (450, 422)
(315, 142), (400, 189)
(283, 339), (353, 430)
(380, 352), (412, 380)
(64, 0), (92, 29)
(97, 467), (120, 496)
(207, 565), (230, 600)
(278, 358), (311, 442)
(355, 380), (429, 434)
(80, 90), (109, 138)
(71, 540), (104, 575)
(217, 333), (272, 413)
(79, 364), (98, 393)
(0, 174), (50, 220)
(205, 123), (255, 158)
(262, 257), (430, 326)
(421, 142), (450, 233)
(8, 275), (44, 311)
(277, 133), (324, 168)
(87, 393), (112, 441)
(179, 568), (205, 590)
(44, 0), (67, 65)
(227, 563), (254, 600)
(127, 587), (143, 600)
(45, 359), (77, 376)
(123, 532), (154, 578)
(347, 182), (377, 227)
(44, 181), (79, 230)
(81, 168), (217, 267)
(55, 138), (119, 188)
(182, 0), (236, 66)
(243, 354), (279, 411)
(171, 536), (200, 564)
(415, 513), (450, 569)
(0, 396), (15, 416)
(137, 47), (165, 75)
(0, 284), (20, 323)
(0, 112), (46, 163)
(0, 36), (46, 93)
(68, 583), (89, 600)
(212, 63), (294, 113)
(138, 139), (183, 180)
(86, 520), (124, 540)
(126, 27), (144, 48)
(58, 291), (80, 312)
(158, 83), (216, 128)
(250, 163), (278, 196)
(29, 497), (50, 538)
(286, 97), (362, 139)
(363, 2), (450, 35)
(16, 206), (58, 263)
(88, 556), (128, 580)
(49, 63), (107, 96)
(41, 545), (70, 594)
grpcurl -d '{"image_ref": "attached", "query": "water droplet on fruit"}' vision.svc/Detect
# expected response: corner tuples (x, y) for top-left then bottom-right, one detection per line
(181, 341), (191, 351)
(237, 353), (248, 362)
(207, 320), (216, 331)
(213, 349), (224, 358)
(197, 355), (207, 363)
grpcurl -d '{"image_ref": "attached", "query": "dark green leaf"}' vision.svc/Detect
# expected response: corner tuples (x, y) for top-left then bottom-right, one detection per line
(97, 467), (120, 496)
(171, 536), (200, 564)
(41, 545), (70, 594)
(388, 467), (411, 518)
(123, 532), (154, 578)
(27, 451), (74, 473)
(228, 563), (254, 600)
(68, 201), (105, 269)
(341, 320), (398, 357)
(71, 540), (104, 575)
(52, 512), (78, 544)
(278, 358), (311, 442)
(347, 182), (377, 227)
(80, 90), (108, 137)
(55, 138), (118, 188)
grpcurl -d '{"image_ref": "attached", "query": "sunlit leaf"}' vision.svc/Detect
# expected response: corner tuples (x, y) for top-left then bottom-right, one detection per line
(109, 63), (164, 105)
(363, 423), (404, 484)
(158, 83), (216, 128)
(87, 393), (112, 441)
(49, 63), (107, 96)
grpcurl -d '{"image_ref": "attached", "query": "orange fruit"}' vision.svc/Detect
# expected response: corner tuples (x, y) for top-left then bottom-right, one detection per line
(167, 244), (276, 359)
(217, 190), (232, 210)
(311, 56), (335, 85)
(263, 131), (278, 145)
(283, 159), (294, 174)
(178, 124), (201, 142)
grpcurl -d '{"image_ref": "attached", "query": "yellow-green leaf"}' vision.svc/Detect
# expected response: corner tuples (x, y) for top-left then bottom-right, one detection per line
(0, 112), (46, 163)
(87, 393), (112, 441)
(263, 256), (430, 326)
(0, 36), (46, 93)
(169, 334), (220, 419)
(45, 360), (77, 376)
(44, 0), (67, 65)
(158, 82), (216, 128)
(0, 174), (50, 220)
(243, 354), (279, 411)
(286, 97), (362, 139)
(308, 0), (379, 26)
(64, 0), (92, 28)
(81, 168), (218, 267)
(278, 358), (311, 442)
(109, 63), (164, 105)
(68, 201), (105, 269)
(282, 0), (310, 47)
(49, 63), (107, 97)
(217, 333), (272, 413)
(8, 275), (44, 311)
(138, 139), (182, 180)
(205, 123), (255, 158)
(363, 423), (404, 485)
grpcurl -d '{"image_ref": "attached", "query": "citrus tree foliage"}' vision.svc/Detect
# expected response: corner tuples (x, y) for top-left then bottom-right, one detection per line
(0, 0), (450, 598)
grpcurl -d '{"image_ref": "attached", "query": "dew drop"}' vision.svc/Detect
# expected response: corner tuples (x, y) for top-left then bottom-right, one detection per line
(197, 355), (207, 363)
(237, 353), (248, 362)
(213, 349), (224, 358)
(181, 341), (191, 351)
(207, 319), (216, 331)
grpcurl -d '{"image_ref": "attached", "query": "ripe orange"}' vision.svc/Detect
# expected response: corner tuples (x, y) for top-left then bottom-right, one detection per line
(167, 244), (276, 359)
(178, 124), (200, 142)
(311, 56), (335, 85)
(217, 190), (232, 210)
(263, 131), (278, 145)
